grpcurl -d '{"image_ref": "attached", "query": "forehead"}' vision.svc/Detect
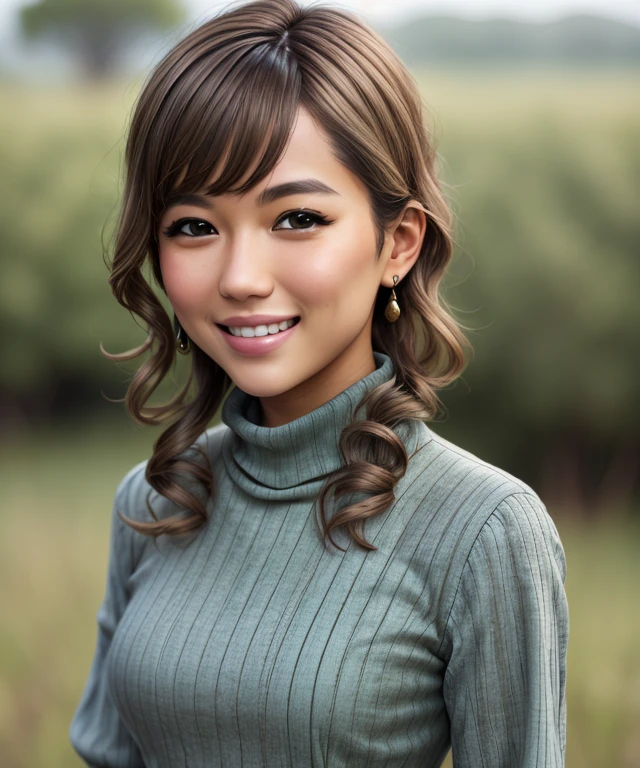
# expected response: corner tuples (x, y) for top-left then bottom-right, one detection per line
(219, 108), (365, 202)
(236, 108), (342, 189)
(163, 106), (369, 216)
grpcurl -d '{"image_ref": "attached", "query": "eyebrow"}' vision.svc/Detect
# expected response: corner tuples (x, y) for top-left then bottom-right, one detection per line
(164, 178), (340, 212)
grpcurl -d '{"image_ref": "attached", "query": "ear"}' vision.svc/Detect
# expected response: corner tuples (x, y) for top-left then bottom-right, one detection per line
(381, 202), (427, 288)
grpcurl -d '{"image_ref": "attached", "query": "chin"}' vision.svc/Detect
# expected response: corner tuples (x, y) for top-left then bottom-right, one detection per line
(228, 372), (297, 399)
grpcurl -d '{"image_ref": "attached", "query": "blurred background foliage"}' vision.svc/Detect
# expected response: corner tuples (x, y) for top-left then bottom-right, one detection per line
(18, 0), (187, 79)
(0, 1), (639, 766)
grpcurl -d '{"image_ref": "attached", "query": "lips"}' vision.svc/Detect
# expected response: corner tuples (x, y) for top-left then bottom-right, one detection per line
(217, 316), (300, 356)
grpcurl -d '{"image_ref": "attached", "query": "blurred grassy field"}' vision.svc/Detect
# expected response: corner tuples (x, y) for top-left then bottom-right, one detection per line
(1, 419), (639, 767)
(1, 68), (639, 767)
(0, 422), (640, 768)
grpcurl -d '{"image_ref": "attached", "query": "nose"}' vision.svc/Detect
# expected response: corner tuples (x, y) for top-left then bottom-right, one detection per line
(217, 231), (274, 301)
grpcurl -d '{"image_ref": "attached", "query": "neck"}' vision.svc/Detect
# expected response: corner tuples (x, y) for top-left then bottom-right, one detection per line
(257, 350), (377, 428)
(220, 350), (408, 501)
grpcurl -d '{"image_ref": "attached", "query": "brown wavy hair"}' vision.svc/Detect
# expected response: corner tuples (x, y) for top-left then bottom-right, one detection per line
(102, 0), (471, 552)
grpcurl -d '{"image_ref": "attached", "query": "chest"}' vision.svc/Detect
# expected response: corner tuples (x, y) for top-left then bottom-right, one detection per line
(106, 495), (449, 766)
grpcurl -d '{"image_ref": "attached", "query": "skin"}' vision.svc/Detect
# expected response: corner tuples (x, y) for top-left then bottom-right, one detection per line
(157, 107), (426, 428)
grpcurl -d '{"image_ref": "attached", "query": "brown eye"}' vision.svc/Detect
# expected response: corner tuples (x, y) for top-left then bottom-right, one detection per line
(162, 218), (216, 238)
(184, 220), (214, 236)
(284, 212), (314, 229)
(274, 210), (332, 231)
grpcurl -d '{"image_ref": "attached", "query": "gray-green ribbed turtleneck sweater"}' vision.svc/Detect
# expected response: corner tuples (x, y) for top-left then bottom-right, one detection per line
(69, 351), (569, 768)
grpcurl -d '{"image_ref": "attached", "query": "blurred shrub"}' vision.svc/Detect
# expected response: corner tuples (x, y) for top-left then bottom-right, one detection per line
(0, 71), (638, 507)
(0, 78), (180, 423)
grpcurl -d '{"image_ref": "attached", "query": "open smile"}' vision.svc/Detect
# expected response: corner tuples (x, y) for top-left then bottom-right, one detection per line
(216, 317), (301, 356)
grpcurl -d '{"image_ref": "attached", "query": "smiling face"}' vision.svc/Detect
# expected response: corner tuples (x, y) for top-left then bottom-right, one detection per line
(157, 107), (424, 427)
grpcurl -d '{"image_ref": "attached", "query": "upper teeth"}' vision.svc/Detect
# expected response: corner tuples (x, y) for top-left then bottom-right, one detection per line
(227, 318), (297, 337)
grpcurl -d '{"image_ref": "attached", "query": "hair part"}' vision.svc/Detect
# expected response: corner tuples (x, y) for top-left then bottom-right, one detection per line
(102, 0), (471, 552)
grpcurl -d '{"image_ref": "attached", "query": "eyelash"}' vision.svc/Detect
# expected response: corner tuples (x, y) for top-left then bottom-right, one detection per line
(161, 209), (334, 238)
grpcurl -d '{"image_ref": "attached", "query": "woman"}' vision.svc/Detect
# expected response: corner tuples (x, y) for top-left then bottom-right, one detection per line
(69, 0), (569, 766)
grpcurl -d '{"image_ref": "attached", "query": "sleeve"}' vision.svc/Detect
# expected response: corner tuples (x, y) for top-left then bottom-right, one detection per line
(69, 465), (147, 768)
(442, 492), (569, 767)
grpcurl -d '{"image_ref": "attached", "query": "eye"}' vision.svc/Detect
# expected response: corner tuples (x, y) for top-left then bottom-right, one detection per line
(162, 218), (216, 238)
(273, 209), (333, 231)
(161, 209), (334, 239)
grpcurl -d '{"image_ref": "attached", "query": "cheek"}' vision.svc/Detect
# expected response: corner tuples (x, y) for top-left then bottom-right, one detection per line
(159, 250), (214, 312)
(284, 226), (376, 306)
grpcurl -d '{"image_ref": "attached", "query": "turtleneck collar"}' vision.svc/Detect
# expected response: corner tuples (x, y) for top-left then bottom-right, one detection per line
(220, 351), (413, 501)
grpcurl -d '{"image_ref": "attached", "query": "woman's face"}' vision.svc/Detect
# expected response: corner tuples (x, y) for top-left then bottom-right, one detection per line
(158, 107), (424, 427)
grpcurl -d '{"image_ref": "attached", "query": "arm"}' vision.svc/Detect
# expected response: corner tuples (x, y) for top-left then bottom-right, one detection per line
(69, 465), (147, 768)
(442, 493), (569, 767)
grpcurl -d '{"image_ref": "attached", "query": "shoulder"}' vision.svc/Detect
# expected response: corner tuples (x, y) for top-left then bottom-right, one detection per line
(113, 422), (231, 529)
(413, 421), (541, 500)
(441, 492), (568, 661)
(408, 421), (546, 544)
(406, 422), (565, 627)
(458, 493), (567, 601)
(105, 459), (151, 576)
(113, 458), (150, 519)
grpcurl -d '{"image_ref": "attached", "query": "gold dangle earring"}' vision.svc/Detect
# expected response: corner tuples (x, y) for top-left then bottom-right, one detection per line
(384, 275), (401, 323)
(174, 314), (191, 354)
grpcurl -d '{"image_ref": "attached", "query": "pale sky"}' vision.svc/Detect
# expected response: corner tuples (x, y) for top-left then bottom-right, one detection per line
(2, 0), (639, 80)
(186, 0), (640, 26)
(3, 0), (640, 32)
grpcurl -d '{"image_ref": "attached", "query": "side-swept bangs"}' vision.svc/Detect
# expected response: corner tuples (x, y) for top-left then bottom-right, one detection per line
(132, 34), (302, 276)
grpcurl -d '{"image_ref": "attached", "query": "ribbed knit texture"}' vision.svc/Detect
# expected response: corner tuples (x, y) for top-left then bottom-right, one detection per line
(69, 351), (569, 767)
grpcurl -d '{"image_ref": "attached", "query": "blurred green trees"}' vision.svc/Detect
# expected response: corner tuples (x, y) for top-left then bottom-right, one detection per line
(0, 70), (638, 511)
(419, 71), (640, 515)
(18, 0), (187, 79)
